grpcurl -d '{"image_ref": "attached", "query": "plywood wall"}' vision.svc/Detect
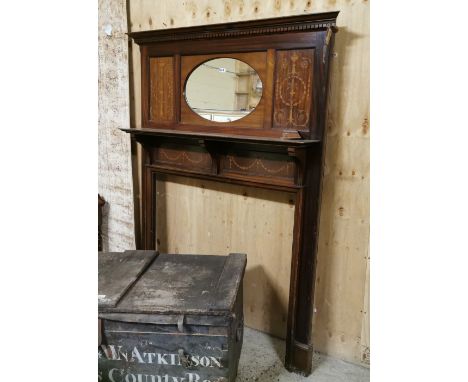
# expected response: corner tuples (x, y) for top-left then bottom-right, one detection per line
(127, 0), (369, 366)
(155, 175), (296, 339)
(98, 0), (136, 251)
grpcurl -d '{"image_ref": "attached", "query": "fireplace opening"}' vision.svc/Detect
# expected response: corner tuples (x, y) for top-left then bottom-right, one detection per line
(154, 174), (296, 339)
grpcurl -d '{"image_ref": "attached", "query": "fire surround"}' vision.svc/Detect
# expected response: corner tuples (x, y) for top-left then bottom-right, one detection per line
(124, 12), (338, 375)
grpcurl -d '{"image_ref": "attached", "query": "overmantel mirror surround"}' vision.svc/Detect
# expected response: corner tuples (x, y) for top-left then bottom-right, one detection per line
(124, 12), (338, 376)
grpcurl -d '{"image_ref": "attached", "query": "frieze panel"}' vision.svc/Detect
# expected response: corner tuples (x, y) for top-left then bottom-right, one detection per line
(151, 145), (212, 173)
(220, 152), (295, 185)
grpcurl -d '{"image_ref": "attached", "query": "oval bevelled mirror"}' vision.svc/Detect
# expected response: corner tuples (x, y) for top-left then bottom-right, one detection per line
(184, 58), (263, 123)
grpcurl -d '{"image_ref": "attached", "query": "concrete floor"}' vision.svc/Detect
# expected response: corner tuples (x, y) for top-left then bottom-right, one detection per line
(237, 328), (369, 382)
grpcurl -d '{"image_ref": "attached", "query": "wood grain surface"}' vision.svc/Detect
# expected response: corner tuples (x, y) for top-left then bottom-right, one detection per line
(98, 250), (158, 308)
(149, 57), (176, 123)
(155, 174), (296, 339)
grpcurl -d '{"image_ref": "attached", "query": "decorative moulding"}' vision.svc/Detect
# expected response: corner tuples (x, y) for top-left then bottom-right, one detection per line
(128, 12), (338, 44)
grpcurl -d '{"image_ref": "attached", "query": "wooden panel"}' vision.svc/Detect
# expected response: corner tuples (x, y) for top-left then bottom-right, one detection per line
(128, 0), (369, 366)
(180, 52), (267, 129)
(115, 253), (245, 314)
(98, 250), (158, 308)
(273, 49), (314, 130)
(149, 56), (175, 123)
(220, 151), (295, 186)
(150, 144), (213, 174)
(155, 175), (296, 339)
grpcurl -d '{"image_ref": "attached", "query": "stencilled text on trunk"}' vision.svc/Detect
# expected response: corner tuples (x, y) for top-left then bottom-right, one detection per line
(98, 344), (224, 382)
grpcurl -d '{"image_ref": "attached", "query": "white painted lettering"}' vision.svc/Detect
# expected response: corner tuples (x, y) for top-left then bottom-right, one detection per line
(120, 349), (129, 361)
(190, 355), (199, 367)
(137, 375), (159, 382)
(157, 353), (169, 365)
(169, 353), (177, 365)
(144, 352), (156, 363)
(186, 373), (200, 382)
(131, 346), (146, 363)
(199, 356), (210, 367)
(209, 356), (222, 368)
(113, 346), (129, 361)
(101, 345), (129, 361)
(100, 343), (224, 379)
(100, 345), (115, 360)
(109, 368), (123, 382)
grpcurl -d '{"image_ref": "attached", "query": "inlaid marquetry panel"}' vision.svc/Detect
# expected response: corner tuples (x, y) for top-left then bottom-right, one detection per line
(273, 49), (314, 130)
(151, 145), (212, 173)
(220, 152), (295, 185)
(149, 57), (175, 123)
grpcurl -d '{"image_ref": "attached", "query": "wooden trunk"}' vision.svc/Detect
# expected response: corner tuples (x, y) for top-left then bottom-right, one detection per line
(98, 251), (247, 382)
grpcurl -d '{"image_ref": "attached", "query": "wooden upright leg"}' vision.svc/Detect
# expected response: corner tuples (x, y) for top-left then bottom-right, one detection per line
(141, 145), (156, 250)
(285, 146), (324, 375)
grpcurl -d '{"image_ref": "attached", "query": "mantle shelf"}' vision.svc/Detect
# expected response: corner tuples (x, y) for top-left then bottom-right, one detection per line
(120, 128), (320, 148)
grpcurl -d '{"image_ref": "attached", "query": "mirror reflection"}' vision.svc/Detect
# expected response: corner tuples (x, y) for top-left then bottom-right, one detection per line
(185, 58), (263, 123)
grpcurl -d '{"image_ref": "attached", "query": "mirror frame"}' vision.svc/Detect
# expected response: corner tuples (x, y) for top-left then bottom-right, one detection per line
(183, 57), (264, 124)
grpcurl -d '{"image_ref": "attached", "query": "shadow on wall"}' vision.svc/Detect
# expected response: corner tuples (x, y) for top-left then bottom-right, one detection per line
(244, 265), (288, 347)
(155, 174), (292, 341)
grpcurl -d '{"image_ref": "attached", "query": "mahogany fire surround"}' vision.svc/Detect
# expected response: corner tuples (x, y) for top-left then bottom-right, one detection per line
(124, 12), (338, 376)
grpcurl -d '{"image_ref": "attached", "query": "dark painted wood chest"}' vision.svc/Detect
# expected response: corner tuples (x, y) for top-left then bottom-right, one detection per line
(98, 251), (247, 382)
